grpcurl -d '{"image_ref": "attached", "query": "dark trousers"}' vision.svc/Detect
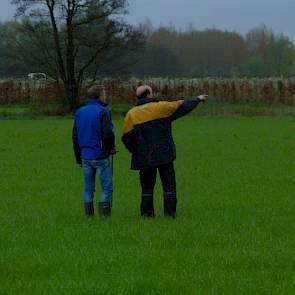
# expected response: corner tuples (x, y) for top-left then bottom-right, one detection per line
(139, 162), (177, 217)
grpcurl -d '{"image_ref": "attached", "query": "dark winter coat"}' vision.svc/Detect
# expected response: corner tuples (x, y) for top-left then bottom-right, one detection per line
(121, 97), (201, 170)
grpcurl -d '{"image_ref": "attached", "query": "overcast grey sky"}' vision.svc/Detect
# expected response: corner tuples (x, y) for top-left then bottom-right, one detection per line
(1, 0), (295, 41)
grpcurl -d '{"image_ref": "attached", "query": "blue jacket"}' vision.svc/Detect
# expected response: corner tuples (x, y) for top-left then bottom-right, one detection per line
(72, 99), (115, 164)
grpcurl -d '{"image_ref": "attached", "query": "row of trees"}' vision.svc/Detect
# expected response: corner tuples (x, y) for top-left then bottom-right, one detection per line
(0, 0), (144, 109)
(130, 22), (295, 78)
(1, 20), (294, 80)
(0, 1), (295, 109)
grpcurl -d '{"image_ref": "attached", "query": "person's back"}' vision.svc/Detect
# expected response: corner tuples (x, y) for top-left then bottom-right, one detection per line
(122, 85), (207, 218)
(122, 98), (184, 170)
(75, 100), (112, 161)
(73, 85), (116, 217)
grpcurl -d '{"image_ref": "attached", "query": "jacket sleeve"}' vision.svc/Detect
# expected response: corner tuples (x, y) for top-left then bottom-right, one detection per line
(101, 109), (115, 153)
(169, 97), (201, 121)
(122, 130), (137, 154)
(121, 112), (137, 154)
(72, 119), (82, 165)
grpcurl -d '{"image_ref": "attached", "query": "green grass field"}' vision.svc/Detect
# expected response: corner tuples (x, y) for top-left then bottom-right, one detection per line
(1, 116), (295, 294)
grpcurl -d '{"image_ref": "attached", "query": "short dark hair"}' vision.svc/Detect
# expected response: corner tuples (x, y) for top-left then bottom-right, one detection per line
(87, 85), (101, 98)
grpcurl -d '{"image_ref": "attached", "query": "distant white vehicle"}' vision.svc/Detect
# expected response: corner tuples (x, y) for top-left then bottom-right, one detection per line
(28, 73), (47, 80)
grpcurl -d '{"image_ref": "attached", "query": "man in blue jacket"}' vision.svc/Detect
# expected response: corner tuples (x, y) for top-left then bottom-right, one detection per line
(73, 85), (116, 217)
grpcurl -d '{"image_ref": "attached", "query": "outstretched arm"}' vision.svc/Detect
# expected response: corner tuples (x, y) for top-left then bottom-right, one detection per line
(169, 95), (208, 121)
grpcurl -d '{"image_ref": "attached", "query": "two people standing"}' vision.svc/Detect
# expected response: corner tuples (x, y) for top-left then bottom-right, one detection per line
(73, 84), (207, 218)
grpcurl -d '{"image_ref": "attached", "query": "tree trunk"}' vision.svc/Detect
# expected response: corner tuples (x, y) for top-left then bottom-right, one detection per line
(65, 7), (79, 111)
(65, 81), (79, 111)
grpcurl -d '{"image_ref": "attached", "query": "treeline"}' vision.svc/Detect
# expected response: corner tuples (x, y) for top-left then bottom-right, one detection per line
(2, 78), (295, 106)
(1, 20), (295, 78)
(129, 22), (295, 78)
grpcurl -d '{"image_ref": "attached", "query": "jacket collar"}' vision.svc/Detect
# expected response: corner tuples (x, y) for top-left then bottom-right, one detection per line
(86, 98), (108, 107)
(136, 98), (159, 106)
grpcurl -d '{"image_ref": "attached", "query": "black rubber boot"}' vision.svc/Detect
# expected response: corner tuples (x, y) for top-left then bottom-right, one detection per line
(99, 202), (111, 218)
(141, 195), (155, 218)
(164, 194), (177, 219)
(84, 202), (94, 217)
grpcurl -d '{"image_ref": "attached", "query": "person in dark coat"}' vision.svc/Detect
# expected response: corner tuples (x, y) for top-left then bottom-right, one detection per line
(73, 85), (116, 217)
(122, 85), (207, 218)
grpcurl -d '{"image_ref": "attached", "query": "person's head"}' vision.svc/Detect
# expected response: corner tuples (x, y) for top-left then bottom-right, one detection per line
(87, 85), (106, 102)
(136, 85), (153, 99)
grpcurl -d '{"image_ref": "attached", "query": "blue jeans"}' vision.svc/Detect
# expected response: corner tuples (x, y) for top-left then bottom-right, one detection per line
(82, 158), (113, 203)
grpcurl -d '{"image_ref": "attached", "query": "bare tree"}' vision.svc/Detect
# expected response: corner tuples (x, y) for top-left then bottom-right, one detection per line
(11, 0), (144, 109)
